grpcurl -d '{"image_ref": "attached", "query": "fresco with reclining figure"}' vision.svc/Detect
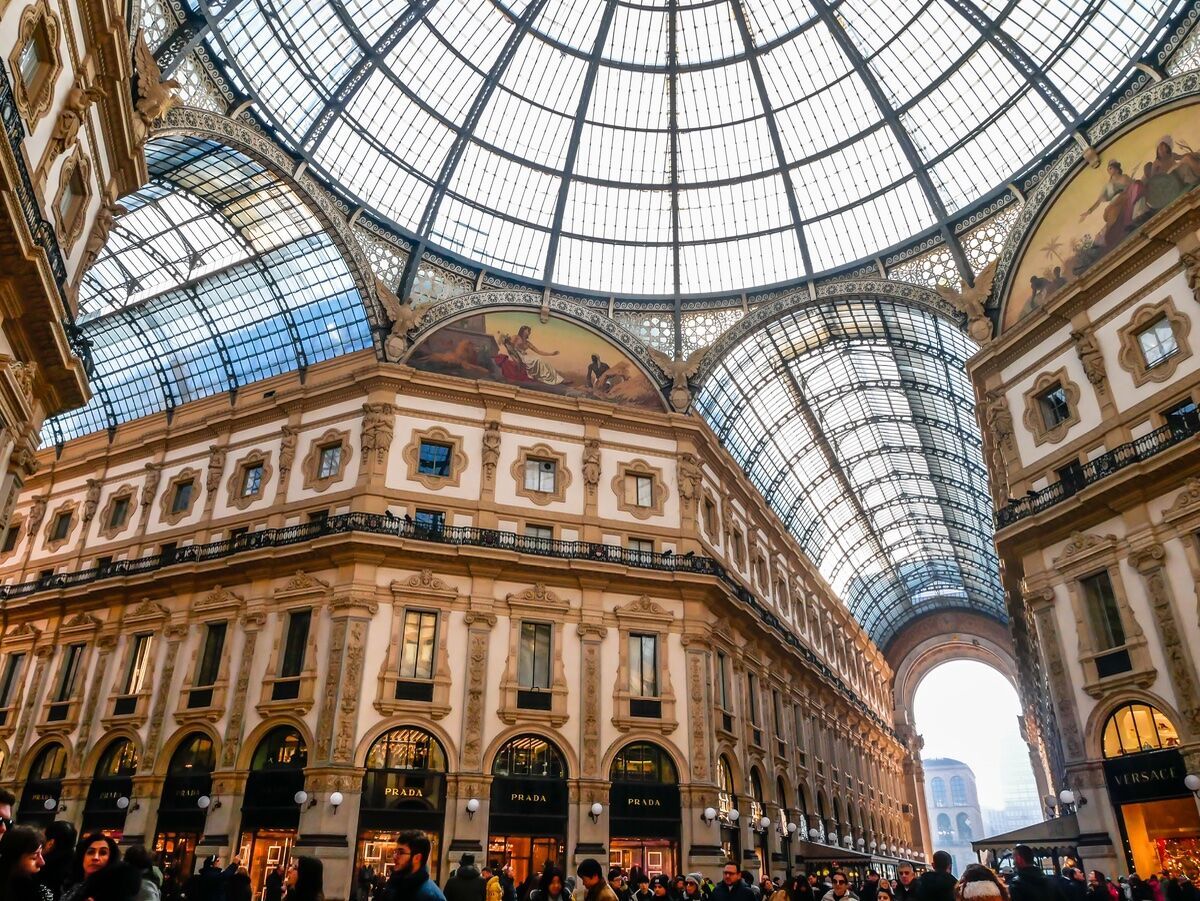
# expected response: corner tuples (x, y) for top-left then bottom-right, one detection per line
(407, 311), (665, 411)
(1005, 101), (1200, 330)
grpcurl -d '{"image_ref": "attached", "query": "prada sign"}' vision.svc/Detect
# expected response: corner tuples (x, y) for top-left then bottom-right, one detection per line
(610, 783), (681, 839)
(1104, 748), (1189, 804)
(362, 771), (444, 812)
(489, 776), (567, 817)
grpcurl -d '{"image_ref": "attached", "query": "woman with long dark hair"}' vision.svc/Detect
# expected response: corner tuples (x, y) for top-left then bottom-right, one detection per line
(285, 856), (325, 901)
(0, 825), (51, 901)
(61, 833), (121, 901)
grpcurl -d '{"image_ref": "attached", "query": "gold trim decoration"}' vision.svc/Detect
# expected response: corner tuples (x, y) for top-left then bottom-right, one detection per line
(511, 443), (571, 506)
(225, 449), (273, 511)
(612, 459), (669, 520)
(1021, 367), (1081, 446)
(401, 426), (466, 491)
(8, 1), (62, 128)
(159, 467), (201, 526)
(301, 429), (354, 493)
(1116, 296), (1192, 387)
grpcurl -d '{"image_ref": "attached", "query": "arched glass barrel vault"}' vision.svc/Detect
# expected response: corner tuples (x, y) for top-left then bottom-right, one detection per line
(183, 0), (1187, 297)
(695, 296), (1004, 647)
(44, 134), (375, 446)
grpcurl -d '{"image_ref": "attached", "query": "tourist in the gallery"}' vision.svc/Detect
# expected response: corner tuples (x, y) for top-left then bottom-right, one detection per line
(820, 872), (859, 901)
(443, 853), (484, 901)
(1087, 872), (1118, 901)
(265, 866), (285, 901)
(576, 860), (618, 901)
(62, 834), (122, 901)
(916, 853), (956, 901)
(954, 865), (1009, 901)
(683, 874), (707, 901)
(711, 864), (753, 901)
(34, 821), (75, 901)
(0, 825), (51, 901)
(0, 789), (16, 839)
(1007, 845), (1058, 901)
(283, 857), (324, 901)
(121, 845), (163, 901)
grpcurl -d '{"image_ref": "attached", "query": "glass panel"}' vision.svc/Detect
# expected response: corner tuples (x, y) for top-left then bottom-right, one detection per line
(123, 634), (153, 695)
(1080, 571), (1125, 651)
(317, 445), (342, 479)
(525, 459), (556, 492)
(629, 633), (658, 698)
(399, 610), (437, 680)
(1039, 385), (1070, 428)
(55, 644), (84, 702)
(1102, 702), (1181, 757)
(417, 442), (451, 477)
(280, 609), (311, 678)
(172, 481), (194, 514)
(195, 622), (227, 686)
(0, 653), (25, 707)
(1138, 317), (1178, 368)
(242, 464), (264, 496)
(518, 622), (552, 690)
(109, 496), (130, 528)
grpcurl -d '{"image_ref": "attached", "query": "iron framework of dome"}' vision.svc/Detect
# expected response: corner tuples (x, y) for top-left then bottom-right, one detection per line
(164, 0), (1189, 301)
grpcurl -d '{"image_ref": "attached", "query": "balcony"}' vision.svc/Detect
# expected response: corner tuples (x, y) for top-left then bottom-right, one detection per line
(996, 416), (1200, 528)
(0, 511), (892, 734)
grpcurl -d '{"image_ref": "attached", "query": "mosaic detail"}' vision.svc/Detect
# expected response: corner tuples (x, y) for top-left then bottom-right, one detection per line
(612, 311), (676, 356)
(887, 241), (958, 290)
(679, 308), (745, 356)
(175, 54), (225, 113)
(961, 205), (1022, 276)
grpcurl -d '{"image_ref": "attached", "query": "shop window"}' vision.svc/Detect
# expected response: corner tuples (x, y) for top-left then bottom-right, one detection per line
(1080, 571), (1126, 652)
(518, 621), (553, 707)
(1102, 703), (1180, 757)
(1038, 383), (1071, 430)
(189, 622), (226, 708)
(931, 777), (947, 808)
(1137, 316), (1179, 368)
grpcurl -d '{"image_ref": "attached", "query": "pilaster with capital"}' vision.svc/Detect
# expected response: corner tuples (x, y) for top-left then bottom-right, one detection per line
(460, 610), (496, 772)
(220, 609), (267, 769)
(3, 644), (53, 779)
(577, 621), (607, 779)
(1128, 542), (1200, 737)
(73, 633), (119, 772)
(1027, 587), (1086, 763)
(682, 633), (713, 784)
(142, 623), (190, 774)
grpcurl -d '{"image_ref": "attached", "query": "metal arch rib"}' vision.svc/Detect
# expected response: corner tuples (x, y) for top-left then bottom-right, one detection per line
(155, 0), (253, 77)
(668, 0), (682, 355)
(116, 308), (179, 421)
(939, 0), (1077, 126)
(727, 0), (813, 278)
(301, 0), (441, 152)
(396, 0), (550, 305)
(541, 0), (619, 289)
(808, 0), (973, 284)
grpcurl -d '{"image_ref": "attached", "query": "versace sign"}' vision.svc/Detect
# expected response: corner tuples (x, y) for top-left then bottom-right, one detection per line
(1104, 748), (1189, 804)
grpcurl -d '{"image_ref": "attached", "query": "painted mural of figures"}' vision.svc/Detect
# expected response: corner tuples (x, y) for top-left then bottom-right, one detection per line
(498, 325), (566, 385)
(1080, 160), (1141, 251)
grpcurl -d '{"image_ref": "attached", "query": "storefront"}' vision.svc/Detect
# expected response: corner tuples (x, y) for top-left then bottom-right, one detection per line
(355, 727), (447, 884)
(608, 742), (681, 877)
(17, 743), (67, 828)
(82, 738), (139, 838)
(487, 735), (568, 887)
(154, 733), (215, 879)
(717, 757), (741, 865)
(1101, 703), (1200, 874)
(238, 727), (307, 897)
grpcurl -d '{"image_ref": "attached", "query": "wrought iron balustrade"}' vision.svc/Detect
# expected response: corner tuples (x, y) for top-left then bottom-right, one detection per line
(996, 416), (1200, 527)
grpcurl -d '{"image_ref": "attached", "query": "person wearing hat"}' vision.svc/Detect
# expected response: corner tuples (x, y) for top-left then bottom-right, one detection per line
(444, 853), (485, 901)
(651, 876), (672, 900)
(684, 875), (708, 901)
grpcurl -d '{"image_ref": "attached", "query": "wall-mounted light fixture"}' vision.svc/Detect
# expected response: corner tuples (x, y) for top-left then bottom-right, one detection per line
(589, 802), (604, 824)
(466, 798), (480, 820)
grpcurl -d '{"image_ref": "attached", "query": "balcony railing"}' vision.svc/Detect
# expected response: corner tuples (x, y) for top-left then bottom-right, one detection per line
(0, 511), (892, 734)
(996, 416), (1200, 528)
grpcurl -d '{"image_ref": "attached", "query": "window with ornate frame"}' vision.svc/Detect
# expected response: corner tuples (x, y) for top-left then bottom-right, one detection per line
(612, 595), (676, 733)
(498, 584), (569, 726)
(1117, 298), (1192, 387)
(402, 426), (466, 490)
(226, 450), (272, 510)
(376, 574), (454, 718)
(160, 468), (201, 526)
(511, 443), (570, 506)
(177, 588), (242, 720)
(102, 600), (167, 727)
(612, 459), (668, 519)
(42, 502), (77, 553)
(1022, 369), (1081, 446)
(97, 486), (135, 540)
(1, 517), (22, 557)
(300, 428), (353, 492)
(1101, 702), (1180, 757)
(52, 149), (91, 253)
(9, 1), (62, 127)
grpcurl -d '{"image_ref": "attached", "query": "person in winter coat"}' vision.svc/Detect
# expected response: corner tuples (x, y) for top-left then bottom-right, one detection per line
(227, 867), (252, 901)
(1009, 846), (1064, 901)
(381, 831), (445, 901)
(62, 834), (123, 901)
(894, 867), (919, 901)
(79, 862), (144, 901)
(820, 872), (859, 901)
(444, 854), (486, 901)
(768, 879), (789, 901)
(916, 854), (957, 901)
(34, 821), (75, 901)
(533, 868), (568, 901)
(684, 874), (708, 901)
(0, 826), (52, 901)
(483, 865), (504, 901)
(285, 857), (324, 901)
(609, 870), (631, 901)
(123, 845), (164, 901)
(265, 867), (286, 901)
(711, 866), (755, 901)
(955, 865), (1010, 901)
(577, 860), (618, 901)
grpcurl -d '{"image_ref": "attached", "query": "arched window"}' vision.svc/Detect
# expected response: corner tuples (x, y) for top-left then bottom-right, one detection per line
(610, 742), (677, 783)
(96, 739), (138, 777)
(717, 757), (736, 817)
(1102, 703), (1180, 757)
(29, 744), (67, 780)
(168, 733), (215, 774)
(950, 775), (967, 806)
(366, 727), (447, 772)
(251, 727), (308, 770)
(936, 813), (952, 840)
(930, 776), (947, 807)
(492, 734), (566, 778)
(956, 812), (973, 842)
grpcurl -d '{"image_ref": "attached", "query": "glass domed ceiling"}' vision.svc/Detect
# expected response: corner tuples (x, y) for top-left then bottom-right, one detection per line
(197, 0), (1182, 297)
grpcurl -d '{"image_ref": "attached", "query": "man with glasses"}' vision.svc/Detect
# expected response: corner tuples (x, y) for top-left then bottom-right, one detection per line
(381, 831), (446, 901)
(712, 864), (754, 901)
(0, 787), (14, 836)
(820, 872), (859, 901)
(893, 866), (918, 901)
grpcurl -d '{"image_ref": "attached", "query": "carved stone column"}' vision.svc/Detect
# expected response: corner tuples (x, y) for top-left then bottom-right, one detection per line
(315, 596), (376, 766)
(1129, 542), (1200, 737)
(73, 632), (118, 772)
(1027, 588), (1086, 764)
(219, 610), (266, 770)
(577, 622), (608, 779)
(3, 643), (54, 780)
(460, 611), (496, 773)
(681, 634), (713, 785)
(142, 623), (191, 774)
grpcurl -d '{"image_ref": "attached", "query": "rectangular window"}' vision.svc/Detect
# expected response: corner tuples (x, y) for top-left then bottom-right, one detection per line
(732, 530), (745, 567)
(629, 633), (659, 698)
(122, 634), (153, 696)
(626, 474), (654, 507)
(307, 510), (328, 524)
(51, 512), (70, 542)
(1038, 384), (1071, 429)
(1081, 571), (1126, 651)
(0, 653), (25, 707)
(747, 672), (761, 725)
(18, 30), (46, 89)
(524, 458), (556, 493)
(241, 464), (264, 496)
(2, 525), (19, 554)
(773, 689), (784, 736)
(55, 644), (84, 702)
(58, 166), (84, 225)
(414, 509), (444, 532)
(1163, 398), (1200, 431)
(518, 622), (553, 690)
(171, 480), (194, 514)
(1138, 316), (1178, 368)
(717, 651), (731, 710)
(399, 610), (437, 680)
(317, 445), (342, 479)
(417, 441), (451, 477)
(628, 537), (654, 558)
(109, 495), (130, 529)
(525, 524), (553, 542)
(280, 609), (312, 679)
(1056, 460), (1084, 494)
(195, 622), (227, 687)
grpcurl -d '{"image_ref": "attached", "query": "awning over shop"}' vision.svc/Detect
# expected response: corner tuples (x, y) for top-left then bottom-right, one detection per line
(972, 814), (1079, 858)
(793, 841), (874, 863)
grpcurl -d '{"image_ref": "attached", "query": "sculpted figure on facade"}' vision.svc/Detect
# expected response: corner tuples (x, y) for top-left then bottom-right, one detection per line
(360, 403), (395, 467)
(279, 425), (299, 476)
(46, 77), (105, 162)
(206, 445), (226, 495)
(377, 280), (427, 361)
(677, 452), (701, 514)
(648, 346), (707, 413)
(140, 462), (162, 508)
(80, 201), (126, 280)
(1182, 251), (1199, 303)
(936, 260), (997, 344)
(26, 496), (47, 536)
(82, 479), (101, 523)
(582, 438), (601, 496)
(481, 421), (501, 481)
(1071, 327), (1107, 388)
(132, 29), (180, 141)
